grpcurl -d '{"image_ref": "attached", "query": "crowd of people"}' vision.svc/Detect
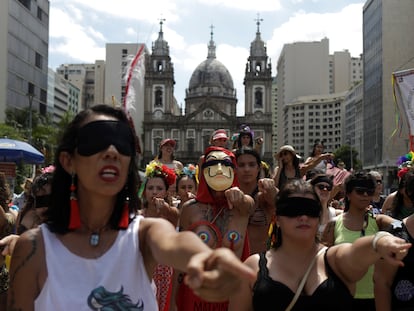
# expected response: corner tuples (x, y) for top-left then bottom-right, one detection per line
(0, 105), (414, 311)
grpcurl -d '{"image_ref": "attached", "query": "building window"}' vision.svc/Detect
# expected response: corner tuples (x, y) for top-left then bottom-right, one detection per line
(18, 0), (30, 10)
(155, 88), (163, 107)
(254, 87), (263, 108)
(35, 52), (42, 69)
(40, 89), (47, 102)
(157, 62), (163, 72)
(28, 82), (35, 95)
(186, 129), (195, 139)
(37, 7), (42, 20)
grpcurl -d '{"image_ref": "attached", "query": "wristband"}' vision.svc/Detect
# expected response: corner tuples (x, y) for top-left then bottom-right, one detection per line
(372, 231), (393, 252)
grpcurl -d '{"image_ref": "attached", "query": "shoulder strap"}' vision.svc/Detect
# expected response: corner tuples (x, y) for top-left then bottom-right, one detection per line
(285, 247), (327, 311)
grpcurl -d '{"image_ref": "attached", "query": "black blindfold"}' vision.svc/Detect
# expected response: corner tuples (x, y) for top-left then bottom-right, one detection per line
(77, 121), (134, 156)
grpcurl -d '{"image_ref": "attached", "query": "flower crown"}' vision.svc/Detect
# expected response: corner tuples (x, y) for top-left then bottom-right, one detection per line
(41, 165), (55, 174)
(181, 164), (196, 178)
(396, 151), (414, 179)
(144, 161), (176, 186)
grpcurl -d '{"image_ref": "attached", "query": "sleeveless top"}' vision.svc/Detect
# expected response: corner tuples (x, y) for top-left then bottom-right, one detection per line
(279, 167), (301, 190)
(334, 213), (379, 299)
(387, 221), (414, 310)
(35, 216), (158, 311)
(252, 249), (353, 310)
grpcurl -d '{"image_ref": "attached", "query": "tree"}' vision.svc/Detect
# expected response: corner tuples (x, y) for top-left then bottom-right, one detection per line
(334, 145), (361, 171)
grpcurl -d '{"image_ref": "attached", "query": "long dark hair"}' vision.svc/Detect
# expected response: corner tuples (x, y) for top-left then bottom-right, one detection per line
(46, 104), (141, 234)
(343, 171), (375, 212)
(310, 139), (324, 157)
(269, 179), (320, 249)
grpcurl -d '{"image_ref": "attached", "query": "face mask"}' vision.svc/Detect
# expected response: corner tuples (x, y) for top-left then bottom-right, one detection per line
(202, 152), (235, 191)
(277, 197), (321, 218)
(77, 120), (134, 156)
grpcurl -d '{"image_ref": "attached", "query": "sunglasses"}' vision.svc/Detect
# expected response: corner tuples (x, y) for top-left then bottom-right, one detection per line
(354, 187), (375, 196)
(376, 180), (383, 184)
(315, 184), (332, 191)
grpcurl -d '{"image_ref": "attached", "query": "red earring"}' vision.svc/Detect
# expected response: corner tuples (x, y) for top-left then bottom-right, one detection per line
(68, 173), (81, 230)
(118, 196), (129, 229)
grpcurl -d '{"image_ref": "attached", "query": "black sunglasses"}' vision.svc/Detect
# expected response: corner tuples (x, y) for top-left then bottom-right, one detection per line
(316, 184), (332, 191)
(354, 187), (375, 196)
(376, 180), (383, 184)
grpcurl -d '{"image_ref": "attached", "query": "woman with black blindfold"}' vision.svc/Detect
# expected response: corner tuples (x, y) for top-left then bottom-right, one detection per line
(229, 179), (411, 311)
(6, 104), (255, 310)
(321, 171), (397, 311)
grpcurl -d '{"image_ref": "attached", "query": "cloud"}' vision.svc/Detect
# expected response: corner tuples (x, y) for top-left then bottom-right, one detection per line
(49, 7), (106, 65)
(267, 3), (363, 72)
(197, 0), (282, 11)
(69, 0), (181, 23)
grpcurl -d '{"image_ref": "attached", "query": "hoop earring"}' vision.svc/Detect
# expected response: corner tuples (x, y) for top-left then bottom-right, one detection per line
(68, 173), (81, 230)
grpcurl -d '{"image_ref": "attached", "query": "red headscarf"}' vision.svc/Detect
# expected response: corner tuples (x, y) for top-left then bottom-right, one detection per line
(196, 146), (239, 204)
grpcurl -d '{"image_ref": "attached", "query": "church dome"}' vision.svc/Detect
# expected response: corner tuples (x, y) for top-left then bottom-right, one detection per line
(186, 29), (236, 98)
(189, 58), (234, 90)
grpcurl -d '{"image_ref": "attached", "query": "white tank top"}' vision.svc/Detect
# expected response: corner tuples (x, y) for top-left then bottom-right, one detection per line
(35, 216), (158, 310)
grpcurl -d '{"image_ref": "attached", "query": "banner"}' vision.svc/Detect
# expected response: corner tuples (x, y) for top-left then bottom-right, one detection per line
(393, 69), (414, 150)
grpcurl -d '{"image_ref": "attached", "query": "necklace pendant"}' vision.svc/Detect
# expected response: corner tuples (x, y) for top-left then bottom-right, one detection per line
(90, 233), (99, 247)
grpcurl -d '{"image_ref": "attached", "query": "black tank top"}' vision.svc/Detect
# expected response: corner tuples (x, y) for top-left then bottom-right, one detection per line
(389, 221), (414, 310)
(252, 249), (353, 311)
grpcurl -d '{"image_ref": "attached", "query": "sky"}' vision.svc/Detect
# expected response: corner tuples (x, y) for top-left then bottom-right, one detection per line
(49, 0), (365, 116)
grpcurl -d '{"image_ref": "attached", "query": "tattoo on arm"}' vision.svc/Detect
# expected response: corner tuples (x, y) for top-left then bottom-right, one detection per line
(8, 232), (38, 310)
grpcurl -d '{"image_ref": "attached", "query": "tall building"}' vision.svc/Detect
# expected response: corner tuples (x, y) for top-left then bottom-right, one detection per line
(343, 81), (363, 163)
(56, 61), (106, 111)
(276, 38), (363, 154)
(284, 92), (346, 158)
(362, 0), (414, 177)
(47, 68), (80, 123)
(0, 0), (49, 121)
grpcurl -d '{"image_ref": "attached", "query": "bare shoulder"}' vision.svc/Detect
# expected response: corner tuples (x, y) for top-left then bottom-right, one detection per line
(8, 227), (46, 309)
(376, 213), (396, 229)
(381, 191), (396, 212)
(244, 253), (260, 268)
(14, 227), (44, 260)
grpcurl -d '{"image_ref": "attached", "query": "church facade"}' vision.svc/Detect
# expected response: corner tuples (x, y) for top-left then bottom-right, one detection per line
(142, 20), (274, 167)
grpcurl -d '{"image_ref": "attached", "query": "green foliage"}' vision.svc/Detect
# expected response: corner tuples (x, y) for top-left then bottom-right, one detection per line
(0, 107), (75, 190)
(334, 145), (362, 170)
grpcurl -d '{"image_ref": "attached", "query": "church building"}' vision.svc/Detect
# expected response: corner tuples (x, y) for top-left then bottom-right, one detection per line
(142, 19), (273, 167)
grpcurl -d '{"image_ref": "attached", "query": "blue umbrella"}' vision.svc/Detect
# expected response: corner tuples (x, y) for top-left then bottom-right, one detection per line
(0, 138), (44, 164)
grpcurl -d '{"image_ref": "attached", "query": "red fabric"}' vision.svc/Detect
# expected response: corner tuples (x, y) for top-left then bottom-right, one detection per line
(176, 281), (229, 311)
(154, 264), (173, 311)
(196, 146), (239, 204)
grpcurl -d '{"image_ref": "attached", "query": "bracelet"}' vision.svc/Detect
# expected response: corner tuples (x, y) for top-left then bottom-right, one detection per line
(372, 231), (393, 252)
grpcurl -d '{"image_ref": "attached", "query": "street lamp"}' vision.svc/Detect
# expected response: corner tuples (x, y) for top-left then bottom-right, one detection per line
(27, 92), (34, 144)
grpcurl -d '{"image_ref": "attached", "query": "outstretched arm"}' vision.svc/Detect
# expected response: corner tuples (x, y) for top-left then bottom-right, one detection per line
(329, 232), (411, 286)
(141, 218), (255, 302)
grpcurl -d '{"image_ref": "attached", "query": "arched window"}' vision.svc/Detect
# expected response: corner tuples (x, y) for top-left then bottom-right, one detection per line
(254, 88), (263, 108)
(155, 88), (163, 107)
